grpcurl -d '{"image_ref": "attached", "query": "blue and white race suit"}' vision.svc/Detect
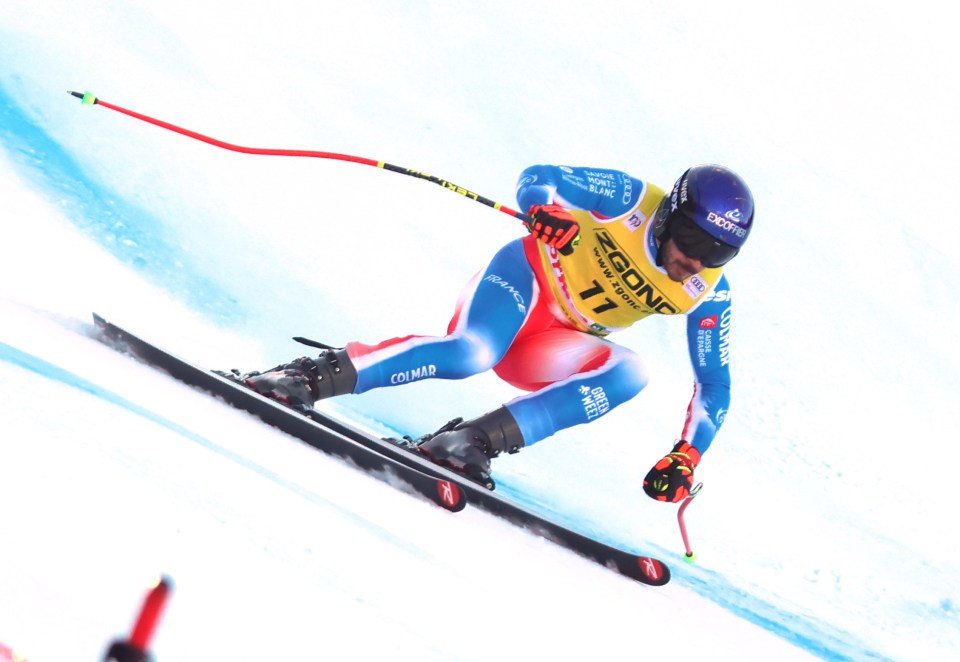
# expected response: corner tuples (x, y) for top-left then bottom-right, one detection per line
(345, 165), (733, 456)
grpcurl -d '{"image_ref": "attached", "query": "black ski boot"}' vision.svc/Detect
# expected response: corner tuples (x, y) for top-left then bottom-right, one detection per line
(416, 407), (525, 490)
(225, 349), (357, 413)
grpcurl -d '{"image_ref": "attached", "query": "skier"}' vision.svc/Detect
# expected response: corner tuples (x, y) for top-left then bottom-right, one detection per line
(239, 164), (754, 501)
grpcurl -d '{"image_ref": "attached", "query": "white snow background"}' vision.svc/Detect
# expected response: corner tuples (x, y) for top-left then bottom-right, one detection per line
(1, 1), (958, 660)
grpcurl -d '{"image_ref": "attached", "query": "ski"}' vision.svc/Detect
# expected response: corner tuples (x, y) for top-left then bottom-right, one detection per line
(309, 409), (672, 587)
(92, 314), (670, 587)
(92, 314), (466, 513)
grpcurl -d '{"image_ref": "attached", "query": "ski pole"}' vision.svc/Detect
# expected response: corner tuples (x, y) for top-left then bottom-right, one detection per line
(68, 90), (531, 225)
(103, 575), (174, 662)
(677, 482), (703, 563)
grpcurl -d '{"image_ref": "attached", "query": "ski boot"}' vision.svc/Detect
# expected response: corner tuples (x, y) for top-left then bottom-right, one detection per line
(415, 407), (525, 490)
(219, 349), (357, 413)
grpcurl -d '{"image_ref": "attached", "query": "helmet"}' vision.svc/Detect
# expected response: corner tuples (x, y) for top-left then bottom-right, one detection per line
(653, 165), (755, 268)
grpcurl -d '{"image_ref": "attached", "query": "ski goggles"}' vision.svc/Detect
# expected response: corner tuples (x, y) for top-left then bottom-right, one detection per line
(668, 213), (740, 268)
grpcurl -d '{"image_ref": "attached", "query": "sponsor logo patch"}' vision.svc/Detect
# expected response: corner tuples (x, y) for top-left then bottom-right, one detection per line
(579, 385), (610, 421)
(702, 288), (731, 303)
(390, 365), (437, 384)
(639, 556), (663, 581)
(683, 275), (708, 299)
(623, 211), (645, 232)
(436, 480), (462, 509)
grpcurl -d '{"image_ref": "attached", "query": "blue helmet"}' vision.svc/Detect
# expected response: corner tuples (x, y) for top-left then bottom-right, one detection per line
(654, 165), (755, 267)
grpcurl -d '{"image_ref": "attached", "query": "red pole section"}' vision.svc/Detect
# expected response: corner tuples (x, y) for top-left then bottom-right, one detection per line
(102, 575), (174, 662)
(128, 575), (174, 650)
(96, 97), (381, 165)
(69, 91), (527, 222)
(677, 482), (703, 563)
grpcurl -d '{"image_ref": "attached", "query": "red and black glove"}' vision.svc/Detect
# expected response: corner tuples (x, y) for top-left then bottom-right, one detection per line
(643, 441), (701, 503)
(525, 204), (580, 255)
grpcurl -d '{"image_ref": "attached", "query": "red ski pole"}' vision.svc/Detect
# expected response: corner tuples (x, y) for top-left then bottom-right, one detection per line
(68, 90), (531, 225)
(677, 482), (703, 563)
(103, 575), (174, 662)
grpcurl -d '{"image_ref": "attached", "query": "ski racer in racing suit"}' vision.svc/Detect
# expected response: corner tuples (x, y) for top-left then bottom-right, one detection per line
(241, 163), (755, 501)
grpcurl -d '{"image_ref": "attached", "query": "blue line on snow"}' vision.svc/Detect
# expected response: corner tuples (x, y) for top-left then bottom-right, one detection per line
(0, 82), (241, 322)
(495, 478), (888, 661)
(0, 340), (440, 559)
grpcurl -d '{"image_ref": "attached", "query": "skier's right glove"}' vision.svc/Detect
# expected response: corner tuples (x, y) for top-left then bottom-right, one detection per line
(525, 204), (580, 255)
(643, 441), (701, 503)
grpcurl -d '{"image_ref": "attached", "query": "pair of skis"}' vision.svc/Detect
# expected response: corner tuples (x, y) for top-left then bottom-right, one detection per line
(92, 314), (671, 587)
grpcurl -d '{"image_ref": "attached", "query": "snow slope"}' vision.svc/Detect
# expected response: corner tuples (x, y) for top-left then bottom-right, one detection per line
(2, 1), (959, 660)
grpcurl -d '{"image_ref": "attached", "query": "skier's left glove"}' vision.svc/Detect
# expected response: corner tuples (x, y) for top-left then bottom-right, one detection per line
(525, 204), (580, 255)
(643, 441), (701, 503)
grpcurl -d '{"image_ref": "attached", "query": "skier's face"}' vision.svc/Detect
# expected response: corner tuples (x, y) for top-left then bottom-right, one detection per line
(661, 238), (704, 282)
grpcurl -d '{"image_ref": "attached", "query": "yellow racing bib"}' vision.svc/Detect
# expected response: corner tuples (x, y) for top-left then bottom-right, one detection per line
(533, 184), (723, 335)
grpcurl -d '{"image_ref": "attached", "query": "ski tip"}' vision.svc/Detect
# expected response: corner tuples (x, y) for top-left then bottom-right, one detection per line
(292, 336), (336, 350)
(92, 313), (116, 338)
(435, 479), (467, 512)
(633, 556), (672, 586)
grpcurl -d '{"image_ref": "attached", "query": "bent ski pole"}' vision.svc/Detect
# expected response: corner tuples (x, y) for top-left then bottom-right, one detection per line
(677, 482), (703, 563)
(68, 90), (531, 225)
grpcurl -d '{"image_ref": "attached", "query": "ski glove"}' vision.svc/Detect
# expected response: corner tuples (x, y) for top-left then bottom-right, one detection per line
(525, 204), (580, 255)
(643, 441), (701, 503)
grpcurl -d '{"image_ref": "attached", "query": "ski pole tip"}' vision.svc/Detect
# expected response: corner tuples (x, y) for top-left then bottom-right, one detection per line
(151, 573), (175, 591)
(684, 551), (698, 564)
(68, 90), (98, 105)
